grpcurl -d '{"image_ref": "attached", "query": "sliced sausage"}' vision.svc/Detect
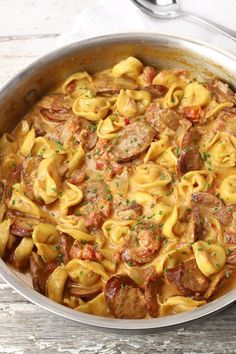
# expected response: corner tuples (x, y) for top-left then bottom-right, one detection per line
(22, 156), (42, 200)
(117, 201), (144, 220)
(214, 205), (236, 226)
(38, 93), (74, 122)
(207, 79), (236, 104)
(3, 165), (21, 203)
(30, 252), (48, 294)
(10, 216), (40, 237)
(143, 66), (157, 85)
(226, 248), (236, 266)
(0, 181), (4, 201)
(70, 241), (103, 261)
(121, 221), (162, 266)
(165, 259), (210, 298)
(144, 85), (168, 98)
(192, 192), (224, 209)
(59, 233), (73, 264)
(109, 121), (155, 162)
(185, 206), (203, 243)
(105, 274), (147, 319)
(144, 269), (163, 317)
(30, 252), (57, 294)
(145, 104), (182, 132)
(213, 108), (236, 136)
(224, 231), (236, 244)
(177, 128), (203, 178)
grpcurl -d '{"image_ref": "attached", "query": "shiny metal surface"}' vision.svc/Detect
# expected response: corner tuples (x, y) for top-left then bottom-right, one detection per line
(131, 0), (236, 41)
(0, 33), (236, 331)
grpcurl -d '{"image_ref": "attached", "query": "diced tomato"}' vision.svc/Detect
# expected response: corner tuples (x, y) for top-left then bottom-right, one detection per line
(66, 80), (76, 93)
(184, 106), (201, 123)
(124, 118), (130, 125)
(96, 161), (105, 170)
(143, 66), (157, 85)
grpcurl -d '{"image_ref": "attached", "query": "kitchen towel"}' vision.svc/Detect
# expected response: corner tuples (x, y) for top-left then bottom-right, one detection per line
(58, 0), (236, 55)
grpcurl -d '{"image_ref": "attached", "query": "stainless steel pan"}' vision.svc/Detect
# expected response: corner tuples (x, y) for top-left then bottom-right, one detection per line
(0, 33), (236, 331)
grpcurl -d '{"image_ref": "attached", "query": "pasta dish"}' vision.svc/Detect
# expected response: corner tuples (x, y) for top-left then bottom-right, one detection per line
(0, 57), (235, 319)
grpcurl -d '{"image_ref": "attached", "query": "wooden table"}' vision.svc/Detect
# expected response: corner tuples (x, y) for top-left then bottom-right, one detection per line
(0, 1), (236, 353)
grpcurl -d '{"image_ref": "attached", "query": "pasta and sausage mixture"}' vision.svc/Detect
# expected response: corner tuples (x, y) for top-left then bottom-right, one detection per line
(0, 57), (236, 319)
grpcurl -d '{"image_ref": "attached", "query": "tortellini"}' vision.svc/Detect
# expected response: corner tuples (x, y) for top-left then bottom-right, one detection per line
(102, 219), (134, 246)
(218, 175), (236, 203)
(153, 70), (188, 89)
(65, 144), (85, 177)
(155, 246), (190, 275)
(205, 100), (233, 119)
(202, 132), (236, 168)
(46, 266), (68, 304)
(157, 84), (184, 108)
(177, 171), (214, 203)
(14, 237), (34, 268)
(66, 258), (109, 281)
(9, 183), (41, 217)
(159, 296), (206, 316)
(0, 219), (11, 258)
(116, 89), (151, 118)
(73, 95), (110, 121)
(97, 115), (124, 140)
(0, 133), (18, 156)
(130, 163), (172, 195)
(76, 293), (110, 317)
(32, 137), (56, 159)
(34, 158), (60, 204)
(144, 135), (170, 163)
(180, 82), (211, 108)
(63, 71), (93, 97)
(192, 241), (226, 277)
(32, 224), (59, 262)
(112, 57), (143, 79)
(60, 182), (83, 214)
(19, 128), (35, 157)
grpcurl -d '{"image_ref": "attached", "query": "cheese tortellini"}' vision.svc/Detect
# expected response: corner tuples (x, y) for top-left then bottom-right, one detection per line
(1, 56), (235, 321)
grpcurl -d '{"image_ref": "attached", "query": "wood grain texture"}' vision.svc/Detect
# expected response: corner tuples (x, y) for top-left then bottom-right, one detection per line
(0, 0), (236, 353)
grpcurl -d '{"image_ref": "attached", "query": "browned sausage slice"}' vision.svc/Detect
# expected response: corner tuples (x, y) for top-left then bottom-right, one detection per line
(214, 205), (236, 225)
(121, 221), (162, 266)
(22, 156), (42, 200)
(144, 269), (163, 317)
(30, 252), (58, 294)
(30, 252), (47, 294)
(38, 93), (74, 122)
(144, 85), (168, 98)
(207, 79), (236, 104)
(185, 206), (203, 243)
(10, 216), (40, 237)
(105, 274), (147, 319)
(212, 108), (236, 136)
(165, 259), (210, 298)
(226, 248), (236, 266)
(192, 192), (224, 209)
(109, 121), (155, 162)
(59, 233), (73, 264)
(224, 231), (236, 244)
(3, 165), (21, 204)
(145, 104), (181, 132)
(177, 128), (203, 178)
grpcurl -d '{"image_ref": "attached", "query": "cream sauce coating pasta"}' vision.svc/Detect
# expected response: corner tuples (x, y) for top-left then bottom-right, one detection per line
(0, 57), (236, 319)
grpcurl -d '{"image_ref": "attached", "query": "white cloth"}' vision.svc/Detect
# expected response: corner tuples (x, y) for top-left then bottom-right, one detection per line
(57, 0), (236, 55)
